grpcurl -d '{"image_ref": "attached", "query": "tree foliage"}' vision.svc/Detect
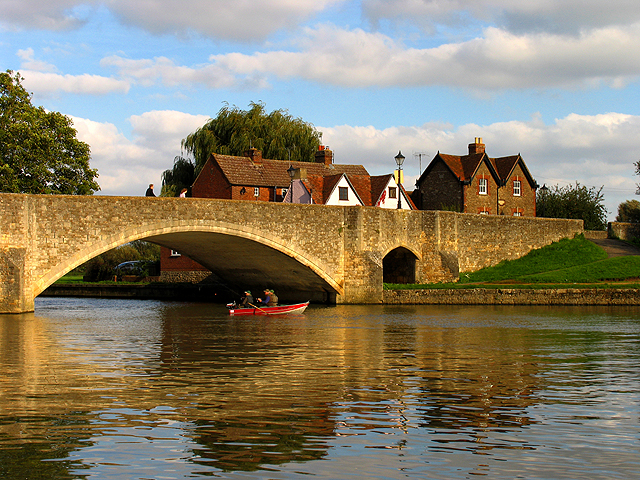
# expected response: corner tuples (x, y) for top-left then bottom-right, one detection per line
(0, 70), (100, 194)
(160, 155), (195, 197)
(82, 241), (160, 281)
(182, 101), (323, 174)
(616, 199), (640, 223)
(536, 182), (608, 231)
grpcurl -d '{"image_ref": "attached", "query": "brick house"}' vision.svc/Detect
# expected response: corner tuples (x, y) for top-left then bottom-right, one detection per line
(160, 146), (413, 281)
(413, 138), (538, 216)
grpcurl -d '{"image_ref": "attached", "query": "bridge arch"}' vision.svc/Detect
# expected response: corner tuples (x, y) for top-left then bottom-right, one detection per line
(382, 246), (419, 284)
(35, 220), (344, 298)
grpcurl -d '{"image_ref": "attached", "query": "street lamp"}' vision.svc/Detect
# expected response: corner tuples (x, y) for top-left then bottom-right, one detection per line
(286, 165), (296, 202)
(395, 150), (405, 209)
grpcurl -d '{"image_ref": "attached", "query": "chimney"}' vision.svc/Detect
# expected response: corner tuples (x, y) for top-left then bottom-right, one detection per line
(468, 137), (485, 155)
(245, 147), (262, 164)
(315, 145), (333, 166)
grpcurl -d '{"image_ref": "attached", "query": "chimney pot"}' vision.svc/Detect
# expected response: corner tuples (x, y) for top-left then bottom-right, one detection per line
(245, 147), (262, 163)
(315, 147), (333, 166)
(468, 138), (485, 155)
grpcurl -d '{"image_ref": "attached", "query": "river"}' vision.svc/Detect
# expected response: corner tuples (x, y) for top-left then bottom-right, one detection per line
(1, 297), (639, 479)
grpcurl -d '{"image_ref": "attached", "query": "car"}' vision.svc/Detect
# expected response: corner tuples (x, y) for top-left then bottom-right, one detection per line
(113, 260), (155, 277)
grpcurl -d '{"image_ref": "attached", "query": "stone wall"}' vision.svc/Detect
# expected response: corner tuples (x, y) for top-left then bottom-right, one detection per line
(609, 222), (640, 241)
(431, 211), (583, 274)
(384, 288), (640, 305)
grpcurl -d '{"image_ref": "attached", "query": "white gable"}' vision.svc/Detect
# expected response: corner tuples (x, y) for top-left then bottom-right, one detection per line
(325, 175), (363, 206)
(376, 176), (413, 210)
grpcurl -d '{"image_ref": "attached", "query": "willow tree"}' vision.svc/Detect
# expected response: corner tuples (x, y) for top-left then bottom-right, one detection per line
(0, 70), (99, 194)
(182, 101), (322, 173)
(160, 155), (195, 197)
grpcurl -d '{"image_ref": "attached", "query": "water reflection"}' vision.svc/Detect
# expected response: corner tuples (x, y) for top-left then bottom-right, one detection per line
(1, 299), (639, 478)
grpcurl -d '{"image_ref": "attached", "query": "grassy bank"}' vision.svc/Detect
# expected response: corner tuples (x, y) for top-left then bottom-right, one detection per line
(386, 235), (640, 290)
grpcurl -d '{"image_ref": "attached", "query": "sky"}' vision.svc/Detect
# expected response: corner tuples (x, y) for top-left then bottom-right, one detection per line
(2, 0), (639, 219)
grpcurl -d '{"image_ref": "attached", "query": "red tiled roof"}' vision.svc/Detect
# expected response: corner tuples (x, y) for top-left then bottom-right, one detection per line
(210, 153), (369, 187)
(370, 174), (392, 205)
(437, 153), (486, 182)
(349, 174), (372, 206)
(491, 155), (520, 180)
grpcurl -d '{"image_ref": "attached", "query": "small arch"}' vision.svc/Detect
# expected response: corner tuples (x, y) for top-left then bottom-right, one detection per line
(383, 247), (417, 284)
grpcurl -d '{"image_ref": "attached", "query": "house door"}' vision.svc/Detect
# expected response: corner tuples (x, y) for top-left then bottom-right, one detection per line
(383, 247), (416, 284)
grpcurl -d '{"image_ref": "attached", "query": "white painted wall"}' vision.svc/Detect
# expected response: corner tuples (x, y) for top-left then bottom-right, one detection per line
(325, 176), (363, 206)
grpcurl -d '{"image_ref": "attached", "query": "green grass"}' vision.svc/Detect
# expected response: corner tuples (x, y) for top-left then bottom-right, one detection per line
(385, 234), (640, 290)
(458, 235), (607, 283)
(56, 274), (85, 283)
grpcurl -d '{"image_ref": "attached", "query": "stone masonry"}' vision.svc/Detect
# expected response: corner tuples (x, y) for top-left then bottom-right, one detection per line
(0, 193), (583, 313)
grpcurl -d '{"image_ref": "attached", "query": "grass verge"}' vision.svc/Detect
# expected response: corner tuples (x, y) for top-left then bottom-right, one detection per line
(385, 234), (640, 290)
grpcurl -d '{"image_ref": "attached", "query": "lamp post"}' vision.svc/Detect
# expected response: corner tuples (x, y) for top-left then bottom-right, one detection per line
(286, 165), (296, 202)
(395, 150), (405, 209)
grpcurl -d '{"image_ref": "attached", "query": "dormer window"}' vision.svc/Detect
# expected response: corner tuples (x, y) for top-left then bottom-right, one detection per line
(389, 187), (397, 199)
(339, 187), (349, 201)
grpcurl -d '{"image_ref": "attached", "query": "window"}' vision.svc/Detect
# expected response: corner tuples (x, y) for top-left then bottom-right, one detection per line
(478, 207), (490, 215)
(254, 187), (260, 197)
(389, 187), (397, 199)
(339, 186), (349, 201)
(282, 187), (288, 196)
(513, 180), (521, 196)
(478, 178), (488, 195)
(513, 211), (522, 216)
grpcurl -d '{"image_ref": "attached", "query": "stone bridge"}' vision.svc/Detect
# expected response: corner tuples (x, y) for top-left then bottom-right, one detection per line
(0, 193), (583, 313)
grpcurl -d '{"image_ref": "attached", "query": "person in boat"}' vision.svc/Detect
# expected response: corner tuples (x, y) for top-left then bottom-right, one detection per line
(258, 289), (277, 306)
(269, 289), (278, 306)
(239, 290), (253, 307)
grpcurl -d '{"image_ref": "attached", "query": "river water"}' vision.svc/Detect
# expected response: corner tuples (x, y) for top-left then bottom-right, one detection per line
(1, 298), (639, 479)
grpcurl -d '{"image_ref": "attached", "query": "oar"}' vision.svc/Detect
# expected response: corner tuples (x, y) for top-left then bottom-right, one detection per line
(248, 302), (269, 315)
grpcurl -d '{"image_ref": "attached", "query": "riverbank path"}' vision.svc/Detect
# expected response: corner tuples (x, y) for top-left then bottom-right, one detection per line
(588, 238), (640, 257)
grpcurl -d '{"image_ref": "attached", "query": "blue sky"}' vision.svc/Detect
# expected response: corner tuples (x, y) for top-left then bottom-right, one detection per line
(2, 0), (639, 219)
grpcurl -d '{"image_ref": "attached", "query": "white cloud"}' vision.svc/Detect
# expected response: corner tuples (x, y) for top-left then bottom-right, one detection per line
(20, 70), (131, 96)
(109, 0), (343, 42)
(1, 0), (343, 41)
(96, 22), (640, 91)
(99, 55), (254, 89)
(70, 111), (209, 196)
(16, 49), (130, 95)
(321, 112), (640, 219)
(201, 23), (640, 90)
(0, 0), (91, 31)
(362, 0), (640, 35)
(129, 110), (210, 154)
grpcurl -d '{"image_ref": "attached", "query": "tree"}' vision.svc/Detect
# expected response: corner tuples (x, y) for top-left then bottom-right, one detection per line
(536, 182), (608, 231)
(181, 101), (322, 174)
(160, 155), (195, 197)
(0, 70), (99, 194)
(616, 199), (640, 223)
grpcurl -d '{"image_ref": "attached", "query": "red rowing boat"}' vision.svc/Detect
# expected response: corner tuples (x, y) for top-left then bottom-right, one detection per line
(227, 301), (309, 316)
